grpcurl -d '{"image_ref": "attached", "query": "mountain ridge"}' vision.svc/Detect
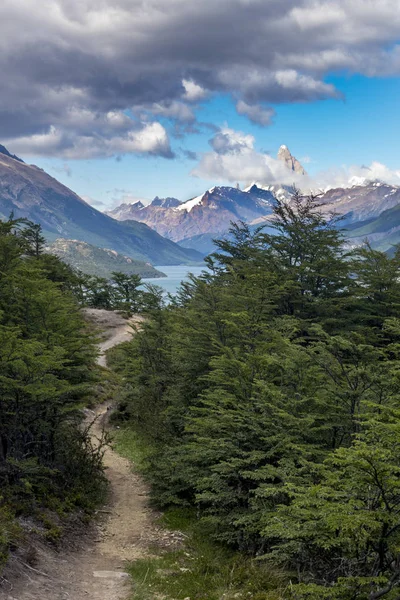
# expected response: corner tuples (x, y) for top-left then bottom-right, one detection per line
(277, 144), (306, 175)
(108, 177), (400, 255)
(106, 185), (276, 248)
(0, 148), (203, 265)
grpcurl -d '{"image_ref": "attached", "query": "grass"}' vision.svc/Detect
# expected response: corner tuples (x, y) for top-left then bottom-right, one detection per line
(112, 426), (154, 472)
(128, 507), (287, 600)
(113, 428), (287, 600)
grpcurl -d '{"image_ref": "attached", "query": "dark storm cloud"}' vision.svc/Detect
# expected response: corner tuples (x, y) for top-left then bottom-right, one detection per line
(1, 0), (400, 157)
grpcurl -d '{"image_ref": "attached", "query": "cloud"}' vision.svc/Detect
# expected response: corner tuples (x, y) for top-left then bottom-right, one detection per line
(1, 0), (400, 155)
(182, 79), (208, 102)
(193, 127), (400, 192)
(193, 127), (305, 184)
(315, 162), (400, 189)
(4, 119), (174, 159)
(236, 101), (275, 126)
(147, 101), (196, 123)
(181, 149), (198, 161)
(210, 129), (256, 155)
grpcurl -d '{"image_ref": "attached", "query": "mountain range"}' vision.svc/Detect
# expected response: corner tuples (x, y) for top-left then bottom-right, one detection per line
(107, 184), (276, 253)
(0, 148), (202, 265)
(107, 146), (400, 255)
(1, 142), (400, 267)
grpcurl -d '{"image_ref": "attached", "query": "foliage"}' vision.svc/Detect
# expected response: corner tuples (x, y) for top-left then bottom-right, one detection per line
(0, 216), (106, 570)
(111, 192), (400, 598)
(128, 512), (286, 600)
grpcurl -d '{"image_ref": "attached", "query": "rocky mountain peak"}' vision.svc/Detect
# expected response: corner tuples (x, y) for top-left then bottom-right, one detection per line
(0, 144), (24, 163)
(151, 196), (181, 208)
(131, 200), (145, 209)
(277, 145), (306, 175)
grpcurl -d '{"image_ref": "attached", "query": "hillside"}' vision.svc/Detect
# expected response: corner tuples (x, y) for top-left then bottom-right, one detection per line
(0, 147), (203, 265)
(46, 239), (166, 279)
(346, 203), (400, 251)
(319, 181), (400, 225)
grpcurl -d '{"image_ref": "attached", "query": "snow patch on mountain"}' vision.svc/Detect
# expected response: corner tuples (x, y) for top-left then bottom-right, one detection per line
(348, 176), (368, 187)
(244, 182), (293, 202)
(175, 187), (216, 212)
(175, 193), (204, 212)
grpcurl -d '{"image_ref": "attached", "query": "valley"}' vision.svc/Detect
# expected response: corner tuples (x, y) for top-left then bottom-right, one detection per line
(0, 148), (202, 266)
(2, 2), (400, 598)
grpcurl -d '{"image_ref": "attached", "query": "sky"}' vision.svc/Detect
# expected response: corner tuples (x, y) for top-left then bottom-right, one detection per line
(1, 0), (400, 208)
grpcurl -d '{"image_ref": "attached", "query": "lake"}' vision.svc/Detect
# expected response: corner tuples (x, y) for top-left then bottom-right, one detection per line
(142, 265), (208, 297)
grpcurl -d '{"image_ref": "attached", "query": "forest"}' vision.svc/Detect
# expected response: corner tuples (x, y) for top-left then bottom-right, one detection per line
(0, 216), (111, 570)
(109, 192), (400, 600)
(0, 214), (165, 574)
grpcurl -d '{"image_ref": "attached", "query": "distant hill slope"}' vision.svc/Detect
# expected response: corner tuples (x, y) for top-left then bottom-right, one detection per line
(346, 204), (400, 252)
(46, 239), (166, 279)
(318, 182), (400, 225)
(0, 147), (203, 265)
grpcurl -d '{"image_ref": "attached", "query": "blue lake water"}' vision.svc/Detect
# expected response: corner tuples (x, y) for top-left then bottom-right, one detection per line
(142, 265), (208, 297)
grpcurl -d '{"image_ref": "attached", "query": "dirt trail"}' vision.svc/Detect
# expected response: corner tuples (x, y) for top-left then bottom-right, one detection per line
(85, 308), (145, 367)
(1, 309), (156, 600)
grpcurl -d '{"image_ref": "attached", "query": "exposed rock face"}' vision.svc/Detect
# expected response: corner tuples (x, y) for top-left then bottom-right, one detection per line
(106, 144), (307, 254)
(108, 179), (400, 255)
(151, 196), (181, 208)
(0, 144), (24, 163)
(318, 182), (400, 224)
(106, 186), (276, 248)
(0, 146), (203, 265)
(277, 145), (306, 175)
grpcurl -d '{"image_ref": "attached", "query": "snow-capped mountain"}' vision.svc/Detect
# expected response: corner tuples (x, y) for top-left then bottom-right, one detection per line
(106, 146), (307, 253)
(243, 182), (295, 203)
(106, 185), (276, 251)
(317, 181), (400, 224)
(107, 144), (400, 255)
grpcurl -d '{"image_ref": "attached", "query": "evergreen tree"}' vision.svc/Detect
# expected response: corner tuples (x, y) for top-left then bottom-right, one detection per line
(264, 412), (400, 599)
(111, 271), (142, 313)
(0, 217), (106, 569)
(21, 221), (46, 257)
(109, 191), (400, 597)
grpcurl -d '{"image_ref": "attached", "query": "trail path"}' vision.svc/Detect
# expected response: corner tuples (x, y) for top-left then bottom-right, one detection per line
(1, 309), (157, 600)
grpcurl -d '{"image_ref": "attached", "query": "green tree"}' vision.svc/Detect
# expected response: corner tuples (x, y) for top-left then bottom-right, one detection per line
(109, 191), (400, 596)
(111, 271), (142, 313)
(264, 412), (400, 599)
(0, 217), (106, 571)
(21, 221), (46, 257)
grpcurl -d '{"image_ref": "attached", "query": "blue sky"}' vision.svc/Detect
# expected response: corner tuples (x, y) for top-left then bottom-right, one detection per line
(2, 1), (400, 209)
(31, 74), (400, 207)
